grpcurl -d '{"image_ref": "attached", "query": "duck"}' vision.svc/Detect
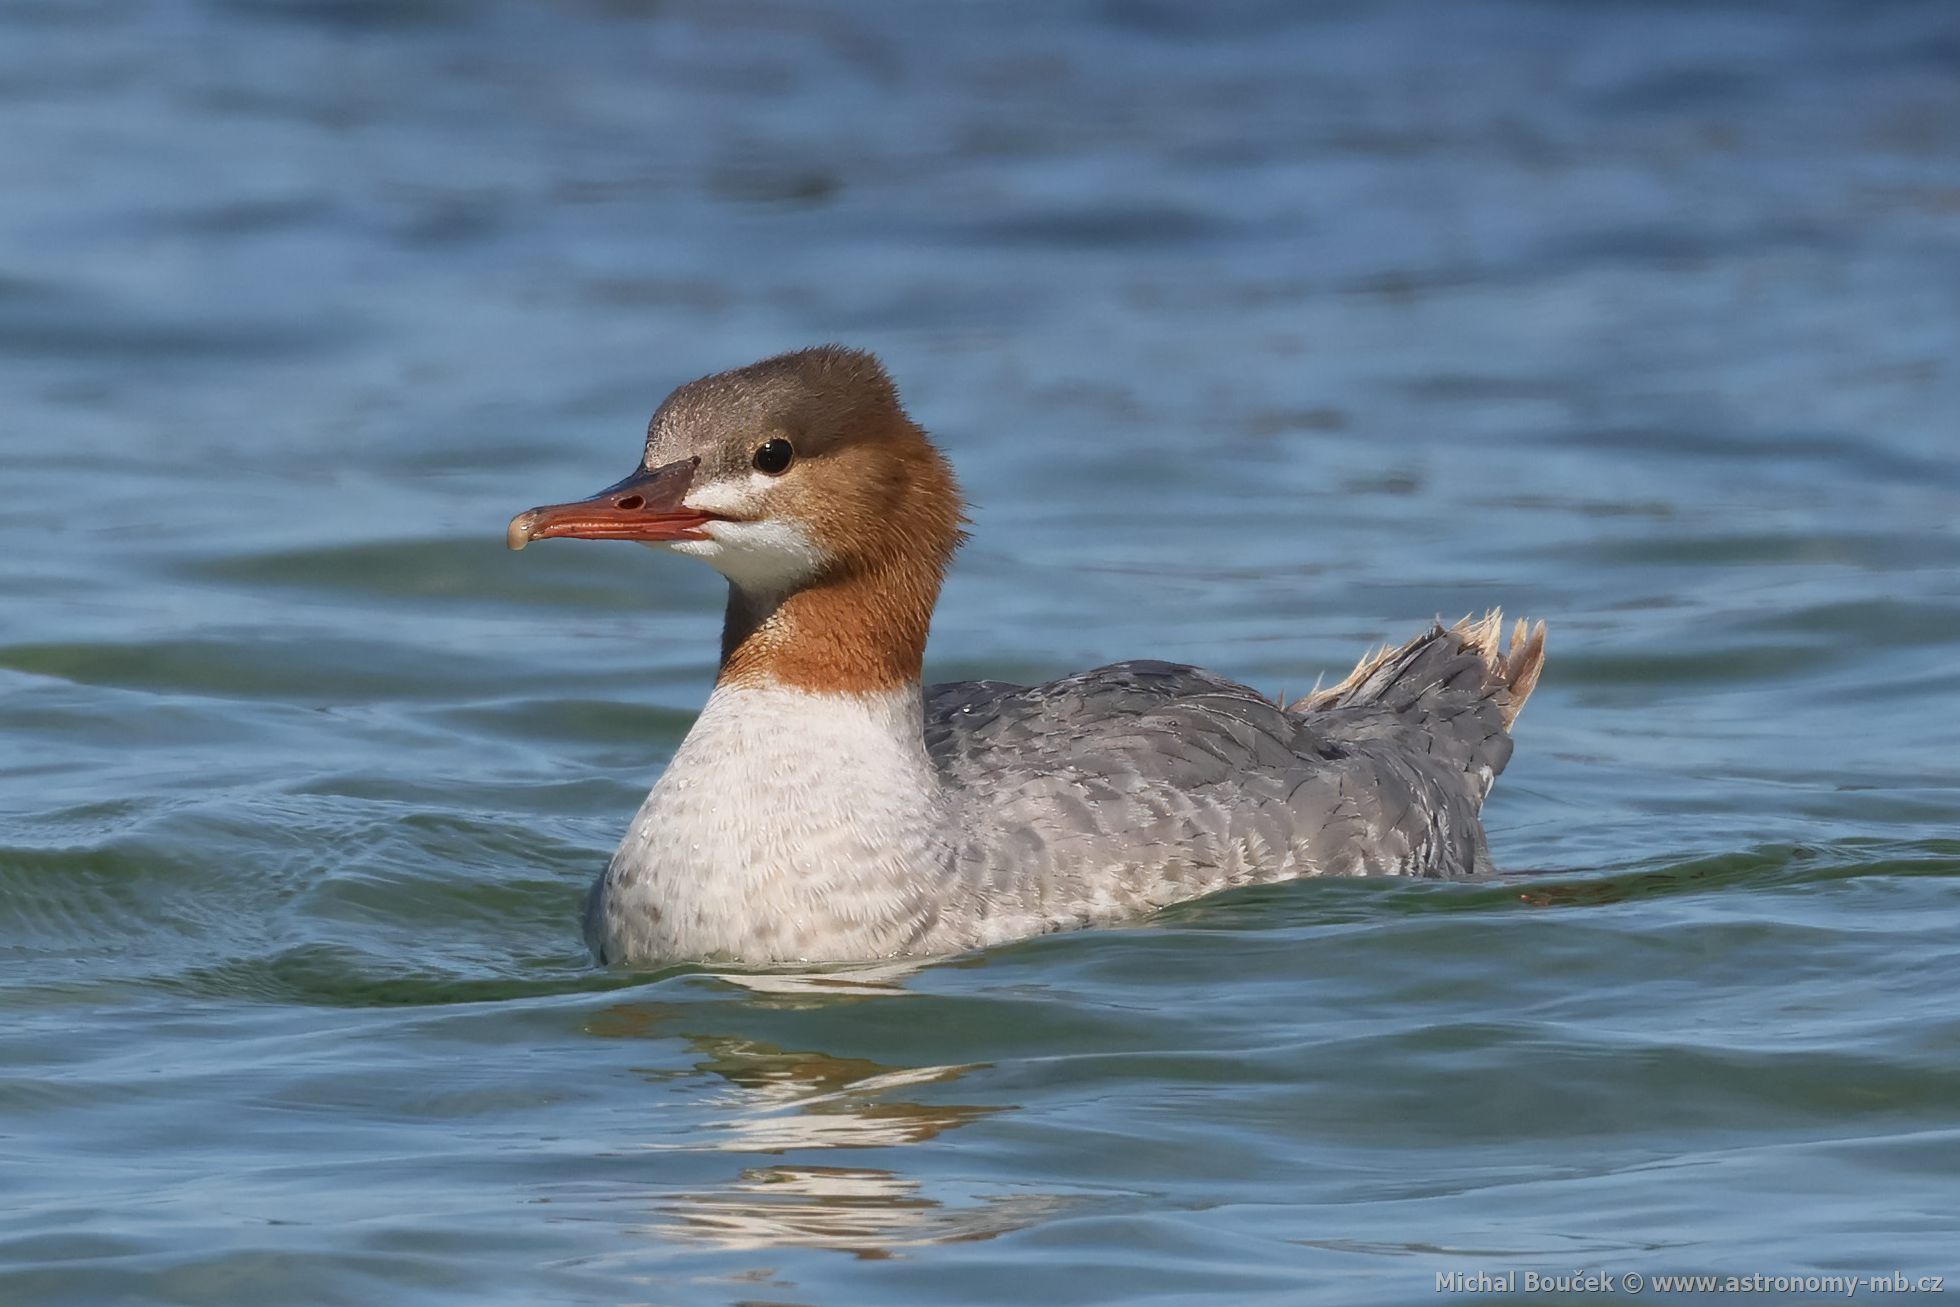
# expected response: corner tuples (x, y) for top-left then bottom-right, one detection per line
(508, 346), (1545, 966)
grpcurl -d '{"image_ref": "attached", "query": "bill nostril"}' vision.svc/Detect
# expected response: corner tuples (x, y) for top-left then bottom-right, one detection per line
(615, 495), (644, 510)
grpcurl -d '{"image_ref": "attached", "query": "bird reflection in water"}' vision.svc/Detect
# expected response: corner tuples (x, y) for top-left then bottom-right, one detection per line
(585, 997), (1082, 1259)
(657, 1160), (1078, 1260)
(670, 1035), (1001, 1153)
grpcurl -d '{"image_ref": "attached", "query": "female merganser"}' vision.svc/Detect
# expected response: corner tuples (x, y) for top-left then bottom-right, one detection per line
(508, 346), (1545, 966)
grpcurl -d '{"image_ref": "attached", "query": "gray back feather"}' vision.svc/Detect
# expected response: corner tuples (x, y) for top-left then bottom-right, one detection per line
(921, 621), (1539, 938)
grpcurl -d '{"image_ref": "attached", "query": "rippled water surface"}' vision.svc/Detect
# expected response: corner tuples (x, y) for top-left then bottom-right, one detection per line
(4, 2), (1959, 1303)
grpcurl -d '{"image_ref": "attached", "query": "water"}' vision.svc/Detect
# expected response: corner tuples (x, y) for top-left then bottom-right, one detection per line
(4, 1), (1958, 1302)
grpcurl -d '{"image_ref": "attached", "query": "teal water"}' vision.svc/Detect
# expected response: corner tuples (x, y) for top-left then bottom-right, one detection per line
(4, 2), (1959, 1303)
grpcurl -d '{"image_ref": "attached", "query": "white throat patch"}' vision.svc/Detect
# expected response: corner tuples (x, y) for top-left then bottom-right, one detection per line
(667, 475), (828, 596)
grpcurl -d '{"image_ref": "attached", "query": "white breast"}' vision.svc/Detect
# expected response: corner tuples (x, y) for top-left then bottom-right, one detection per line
(586, 681), (954, 964)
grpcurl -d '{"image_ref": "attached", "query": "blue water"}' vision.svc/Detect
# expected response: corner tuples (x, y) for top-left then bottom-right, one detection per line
(4, 1), (1959, 1303)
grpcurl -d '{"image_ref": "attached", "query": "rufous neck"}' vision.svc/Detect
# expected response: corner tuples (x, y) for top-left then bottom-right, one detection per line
(716, 552), (941, 695)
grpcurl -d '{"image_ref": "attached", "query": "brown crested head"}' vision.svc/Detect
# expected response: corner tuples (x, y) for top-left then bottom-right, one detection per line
(510, 346), (967, 693)
(648, 345), (964, 595)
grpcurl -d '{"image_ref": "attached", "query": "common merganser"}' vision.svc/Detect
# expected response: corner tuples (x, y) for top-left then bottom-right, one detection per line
(508, 346), (1545, 966)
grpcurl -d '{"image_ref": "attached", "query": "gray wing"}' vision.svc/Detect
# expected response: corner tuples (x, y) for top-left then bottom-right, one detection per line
(922, 656), (1494, 934)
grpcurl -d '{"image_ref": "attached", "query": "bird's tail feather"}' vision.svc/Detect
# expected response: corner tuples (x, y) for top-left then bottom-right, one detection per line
(1292, 611), (1544, 723)
(1287, 611), (1546, 794)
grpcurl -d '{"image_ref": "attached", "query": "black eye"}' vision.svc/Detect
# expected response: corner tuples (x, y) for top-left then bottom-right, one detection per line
(752, 438), (795, 475)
